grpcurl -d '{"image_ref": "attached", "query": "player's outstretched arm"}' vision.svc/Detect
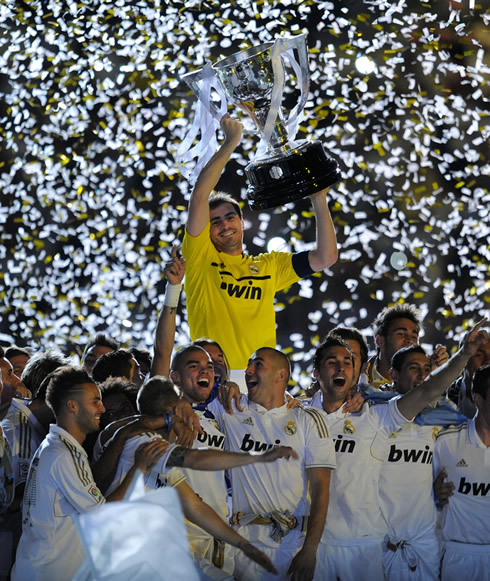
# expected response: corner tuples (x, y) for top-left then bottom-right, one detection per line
(307, 189), (338, 272)
(166, 444), (297, 471)
(397, 318), (488, 420)
(187, 114), (243, 237)
(105, 439), (169, 502)
(288, 467), (332, 581)
(176, 481), (278, 575)
(150, 245), (185, 378)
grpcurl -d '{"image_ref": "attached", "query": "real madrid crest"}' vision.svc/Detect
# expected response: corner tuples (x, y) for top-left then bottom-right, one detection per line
(343, 420), (355, 435)
(388, 431), (397, 439)
(284, 421), (297, 436)
(432, 427), (440, 441)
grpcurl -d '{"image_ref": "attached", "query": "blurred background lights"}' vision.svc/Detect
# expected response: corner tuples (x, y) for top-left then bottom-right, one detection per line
(390, 251), (408, 271)
(355, 55), (376, 75)
(267, 237), (290, 253)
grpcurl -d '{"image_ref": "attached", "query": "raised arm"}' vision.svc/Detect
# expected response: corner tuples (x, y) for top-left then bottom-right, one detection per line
(187, 114), (243, 237)
(150, 245), (185, 378)
(307, 189), (338, 272)
(397, 318), (489, 420)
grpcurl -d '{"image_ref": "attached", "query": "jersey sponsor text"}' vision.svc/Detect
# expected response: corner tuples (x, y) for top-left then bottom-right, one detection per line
(457, 476), (490, 496)
(387, 444), (433, 464)
(240, 433), (281, 453)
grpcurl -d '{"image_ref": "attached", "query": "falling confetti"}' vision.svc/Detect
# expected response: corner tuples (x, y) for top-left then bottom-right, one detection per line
(0, 0), (488, 390)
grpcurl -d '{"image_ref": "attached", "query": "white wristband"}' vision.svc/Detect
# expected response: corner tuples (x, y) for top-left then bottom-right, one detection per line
(164, 283), (182, 308)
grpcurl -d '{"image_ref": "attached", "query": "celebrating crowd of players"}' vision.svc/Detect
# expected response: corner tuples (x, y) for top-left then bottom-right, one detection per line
(0, 116), (489, 580)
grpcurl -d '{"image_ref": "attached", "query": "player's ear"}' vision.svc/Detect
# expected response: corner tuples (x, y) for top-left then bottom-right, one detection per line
(312, 368), (319, 380)
(66, 399), (78, 414)
(390, 367), (399, 384)
(375, 335), (384, 349)
(472, 392), (482, 409)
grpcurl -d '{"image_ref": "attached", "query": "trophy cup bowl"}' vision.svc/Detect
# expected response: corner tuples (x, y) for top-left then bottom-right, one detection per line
(213, 38), (341, 211)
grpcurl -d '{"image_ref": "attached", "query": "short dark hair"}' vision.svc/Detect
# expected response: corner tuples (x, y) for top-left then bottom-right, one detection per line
(137, 376), (179, 416)
(129, 347), (152, 375)
(391, 345), (427, 372)
(5, 346), (31, 360)
(373, 304), (423, 338)
(99, 377), (139, 409)
(209, 192), (242, 219)
(0, 346), (4, 358)
(45, 366), (95, 417)
(171, 345), (210, 374)
(254, 347), (291, 381)
(22, 350), (72, 397)
(473, 365), (490, 400)
(82, 333), (120, 360)
(313, 335), (353, 371)
(92, 349), (133, 383)
(328, 326), (369, 366)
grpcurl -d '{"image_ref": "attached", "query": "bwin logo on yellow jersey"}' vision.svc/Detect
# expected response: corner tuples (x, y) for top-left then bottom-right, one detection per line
(343, 420), (355, 435)
(220, 281), (262, 300)
(284, 421), (297, 436)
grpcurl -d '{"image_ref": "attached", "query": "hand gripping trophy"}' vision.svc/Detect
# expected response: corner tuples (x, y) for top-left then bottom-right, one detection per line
(180, 34), (341, 211)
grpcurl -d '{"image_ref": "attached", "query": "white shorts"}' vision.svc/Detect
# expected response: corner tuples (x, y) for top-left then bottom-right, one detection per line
(383, 532), (440, 581)
(441, 541), (490, 581)
(232, 525), (305, 581)
(314, 538), (384, 581)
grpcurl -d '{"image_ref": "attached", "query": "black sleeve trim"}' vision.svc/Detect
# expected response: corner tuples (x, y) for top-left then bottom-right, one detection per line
(292, 251), (314, 278)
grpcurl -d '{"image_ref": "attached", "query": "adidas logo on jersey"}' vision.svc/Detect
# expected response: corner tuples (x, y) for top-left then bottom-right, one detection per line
(242, 417), (254, 426)
(456, 458), (468, 467)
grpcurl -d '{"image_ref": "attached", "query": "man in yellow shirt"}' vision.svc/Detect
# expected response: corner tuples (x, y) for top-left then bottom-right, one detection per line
(182, 114), (338, 372)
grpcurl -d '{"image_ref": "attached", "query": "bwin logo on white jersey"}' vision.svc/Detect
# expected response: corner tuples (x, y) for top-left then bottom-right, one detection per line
(387, 444), (433, 464)
(240, 434), (281, 453)
(196, 431), (225, 449)
(458, 476), (490, 496)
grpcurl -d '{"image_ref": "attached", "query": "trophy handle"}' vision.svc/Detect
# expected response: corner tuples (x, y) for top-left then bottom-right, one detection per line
(258, 34), (309, 156)
(180, 63), (227, 120)
(280, 34), (310, 140)
(177, 63), (228, 180)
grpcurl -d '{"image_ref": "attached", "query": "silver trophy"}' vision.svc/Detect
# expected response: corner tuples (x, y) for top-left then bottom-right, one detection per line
(182, 34), (340, 211)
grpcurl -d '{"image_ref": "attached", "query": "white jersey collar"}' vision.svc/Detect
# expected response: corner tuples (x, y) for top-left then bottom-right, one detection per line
(49, 424), (87, 454)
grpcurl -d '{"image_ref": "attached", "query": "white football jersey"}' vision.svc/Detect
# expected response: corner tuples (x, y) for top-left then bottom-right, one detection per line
(376, 422), (440, 539)
(106, 432), (185, 496)
(433, 417), (490, 544)
(12, 425), (105, 581)
(209, 396), (336, 518)
(181, 408), (229, 522)
(1, 398), (45, 489)
(310, 392), (409, 541)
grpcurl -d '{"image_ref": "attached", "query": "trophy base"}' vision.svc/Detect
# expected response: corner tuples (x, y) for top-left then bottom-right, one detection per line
(245, 141), (341, 211)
